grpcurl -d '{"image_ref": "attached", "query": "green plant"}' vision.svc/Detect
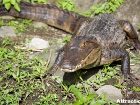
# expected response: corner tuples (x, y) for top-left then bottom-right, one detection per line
(69, 85), (119, 105)
(132, 86), (140, 92)
(57, 0), (76, 11)
(2, 0), (21, 11)
(1, 0), (48, 12)
(35, 94), (59, 105)
(29, 0), (48, 4)
(0, 36), (137, 104)
(138, 24), (140, 31)
(0, 19), (32, 33)
(92, 65), (119, 87)
(1, 37), (13, 46)
(83, 0), (124, 17)
(130, 52), (140, 64)
(63, 35), (71, 43)
(0, 38), (49, 104)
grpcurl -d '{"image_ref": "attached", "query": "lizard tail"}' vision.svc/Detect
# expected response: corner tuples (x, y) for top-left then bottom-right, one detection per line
(0, 2), (87, 34)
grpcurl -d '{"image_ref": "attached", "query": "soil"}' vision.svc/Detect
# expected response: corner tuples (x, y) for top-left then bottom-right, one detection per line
(0, 18), (140, 104)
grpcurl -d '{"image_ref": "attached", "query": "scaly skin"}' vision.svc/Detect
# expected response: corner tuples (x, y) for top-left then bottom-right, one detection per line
(0, 2), (86, 34)
(53, 14), (140, 82)
(0, 2), (140, 84)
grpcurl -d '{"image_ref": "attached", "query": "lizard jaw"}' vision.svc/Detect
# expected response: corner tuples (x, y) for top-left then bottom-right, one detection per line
(60, 64), (82, 72)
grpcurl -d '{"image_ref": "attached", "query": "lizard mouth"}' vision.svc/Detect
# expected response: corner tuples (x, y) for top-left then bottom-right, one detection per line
(60, 64), (82, 72)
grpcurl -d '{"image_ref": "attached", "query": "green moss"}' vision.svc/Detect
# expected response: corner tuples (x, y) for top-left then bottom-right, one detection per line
(83, 0), (125, 17)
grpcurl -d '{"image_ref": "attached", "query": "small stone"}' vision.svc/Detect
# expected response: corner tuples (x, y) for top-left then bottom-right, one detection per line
(0, 26), (16, 37)
(27, 37), (49, 50)
(32, 21), (47, 28)
(96, 85), (123, 102)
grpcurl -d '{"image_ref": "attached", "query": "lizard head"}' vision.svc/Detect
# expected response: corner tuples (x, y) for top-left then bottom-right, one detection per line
(55, 36), (101, 72)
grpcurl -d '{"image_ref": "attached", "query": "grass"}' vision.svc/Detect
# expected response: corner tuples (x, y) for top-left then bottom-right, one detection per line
(0, 37), (120, 105)
(0, 18), (139, 105)
(0, 1), (139, 103)
(0, 38), (47, 104)
(0, 19), (32, 33)
(82, 0), (124, 17)
(57, 0), (76, 11)
(2, 0), (124, 17)
(69, 85), (119, 105)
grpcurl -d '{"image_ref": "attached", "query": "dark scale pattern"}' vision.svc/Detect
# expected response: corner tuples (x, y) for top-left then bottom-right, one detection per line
(0, 1), (86, 34)
(79, 14), (126, 49)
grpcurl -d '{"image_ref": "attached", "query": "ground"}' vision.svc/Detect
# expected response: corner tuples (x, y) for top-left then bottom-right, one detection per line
(0, 17), (140, 105)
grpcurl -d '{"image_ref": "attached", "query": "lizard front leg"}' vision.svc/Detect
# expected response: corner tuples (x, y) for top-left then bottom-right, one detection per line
(101, 48), (130, 80)
(101, 48), (130, 97)
(118, 20), (140, 50)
